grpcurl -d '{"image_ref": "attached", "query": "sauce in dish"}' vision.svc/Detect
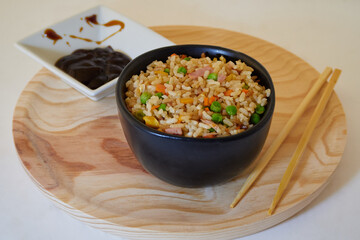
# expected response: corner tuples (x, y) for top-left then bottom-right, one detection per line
(43, 14), (125, 46)
(55, 46), (131, 90)
(43, 29), (63, 45)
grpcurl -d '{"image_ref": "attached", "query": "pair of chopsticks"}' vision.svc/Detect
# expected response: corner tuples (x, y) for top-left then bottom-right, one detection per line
(230, 67), (341, 215)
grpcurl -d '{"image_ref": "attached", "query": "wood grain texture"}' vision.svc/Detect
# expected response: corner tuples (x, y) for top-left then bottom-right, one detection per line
(12, 26), (347, 239)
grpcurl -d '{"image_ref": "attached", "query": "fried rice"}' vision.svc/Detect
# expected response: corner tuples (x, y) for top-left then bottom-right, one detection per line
(124, 53), (270, 138)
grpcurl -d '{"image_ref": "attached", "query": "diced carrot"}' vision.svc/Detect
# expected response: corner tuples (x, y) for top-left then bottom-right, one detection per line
(180, 54), (187, 59)
(203, 134), (216, 138)
(204, 107), (209, 111)
(242, 89), (249, 94)
(180, 98), (193, 104)
(151, 105), (160, 110)
(224, 89), (233, 96)
(171, 53), (177, 57)
(155, 84), (166, 94)
(204, 97), (209, 106)
(209, 96), (216, 104)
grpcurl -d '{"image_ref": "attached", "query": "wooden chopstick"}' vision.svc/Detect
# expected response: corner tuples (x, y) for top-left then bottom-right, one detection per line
(230, 67), (333, 208)
(267, 68), (341, 215)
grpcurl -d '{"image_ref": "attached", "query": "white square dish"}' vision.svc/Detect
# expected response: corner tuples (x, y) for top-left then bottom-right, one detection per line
(15, 5), (174, 101)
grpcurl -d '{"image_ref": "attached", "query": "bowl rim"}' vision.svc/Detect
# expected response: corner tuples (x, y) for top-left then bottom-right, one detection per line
(116, 44), (275, 142)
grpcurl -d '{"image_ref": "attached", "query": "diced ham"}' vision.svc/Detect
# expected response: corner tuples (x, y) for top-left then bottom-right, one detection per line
(200, 119), (221, 132)
(165, 127), (183, 135)
(201, 119), (215, 126)
(189, 66), (213, 79)
(218, 74), (226, 82)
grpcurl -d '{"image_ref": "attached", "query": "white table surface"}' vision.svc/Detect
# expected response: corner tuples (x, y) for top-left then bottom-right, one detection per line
(1, 0), (359, 239)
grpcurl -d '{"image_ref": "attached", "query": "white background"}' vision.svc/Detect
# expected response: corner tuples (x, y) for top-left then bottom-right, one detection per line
(1, 0), (359, 239)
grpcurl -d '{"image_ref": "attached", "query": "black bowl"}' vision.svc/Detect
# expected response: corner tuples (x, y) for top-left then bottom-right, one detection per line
(116, 45), (275, 188)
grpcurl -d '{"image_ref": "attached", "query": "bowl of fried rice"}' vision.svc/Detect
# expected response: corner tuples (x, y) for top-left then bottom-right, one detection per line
(116, 44), (275, 187)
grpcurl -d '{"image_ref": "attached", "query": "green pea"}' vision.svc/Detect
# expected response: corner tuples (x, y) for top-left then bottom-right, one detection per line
(209, 128), (216, 132)
(243, 84), (249, 90)
(177, 66), (187, 74)
(210, 101), (221, 113)
(255, 104), (265, 114)
(184, 57), (191, 61)
(250, 113), (261, 124)
(134, 110), (145, 122)
(226, 105), (237, 116)
(158, 103), (166, 111)
(164, 68), (170, 74)
(140, 92), (152, 104)
(155, 92), (163, 99)
(211, 113), (223, 123)
(207, 73), (218, 81)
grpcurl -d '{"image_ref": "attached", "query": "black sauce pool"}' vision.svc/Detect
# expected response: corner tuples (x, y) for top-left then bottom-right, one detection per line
(55, 46), (131, 90)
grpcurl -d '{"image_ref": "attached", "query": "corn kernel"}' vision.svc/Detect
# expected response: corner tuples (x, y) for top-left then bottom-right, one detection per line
(143, 116), (159, 128)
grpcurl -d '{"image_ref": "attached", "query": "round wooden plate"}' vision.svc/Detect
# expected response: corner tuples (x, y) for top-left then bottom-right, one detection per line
(13, 26), (347, 239)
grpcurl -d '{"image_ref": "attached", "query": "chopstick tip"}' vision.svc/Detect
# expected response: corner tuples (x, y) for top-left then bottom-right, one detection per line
(230, 201), (238, 208)
(334, 68), (342, 74)
(267, 209), (274, 216)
